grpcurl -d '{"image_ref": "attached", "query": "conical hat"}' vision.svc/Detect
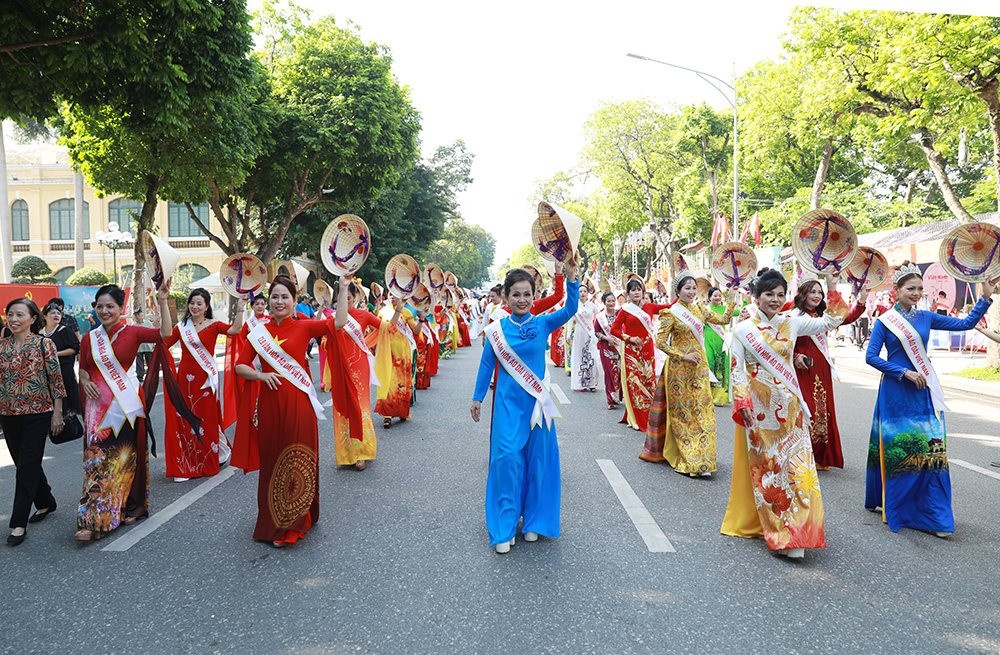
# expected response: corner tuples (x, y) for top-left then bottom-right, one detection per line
(220, 253), (269, 300)
(410, 282), (432, 312)
(385, 254), (421, 299)
(142, 231), (179, 291)
(542, 259), (555, 276)
(425, 263), (445, 290)
(792, 208), (858, 275)
(291, 260), (309, 294)
(938, 222), (1000, 283)
(444, 271), (458, 288)
(711, 242), (758, 290)
(321, 214), (371, 276)
(313, 279), (333, 307)
(521, 264), (544, 290)
(370, 282), (384, 298)
(696, 277), (712, 299)
(532, 201), (583, 263)
(673, 252), (690, 273)
(845, 246), (890, 292)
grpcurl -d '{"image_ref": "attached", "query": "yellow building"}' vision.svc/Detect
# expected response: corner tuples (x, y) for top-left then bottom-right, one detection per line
(5, 140), (227, 285)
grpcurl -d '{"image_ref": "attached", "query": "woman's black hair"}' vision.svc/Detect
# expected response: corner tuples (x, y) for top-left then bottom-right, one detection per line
(182, 288), (214, 324)
(601, 291), (615, 303)
(793, 279), (827, 315)
(94, 284), (126, 307)
(42, 301), (63, 316)
(502, 268), (535, 296)
(347, 282), (360, 298)
(5, 298), (44, 334)
(268, 275), (298, 299)
(751, 268), (787, 298)
(708, 287), (723, 301)
(626, 278), (643, 293)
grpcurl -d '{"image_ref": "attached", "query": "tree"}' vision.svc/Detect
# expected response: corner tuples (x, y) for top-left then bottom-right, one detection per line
(56, 0), (257, 311)
(66, 267), (109, 286)
(499, 244), (546, 276)
(425, 218), (496, 288)
(192, 16), (420, 269)
(11, 255), (55, 283)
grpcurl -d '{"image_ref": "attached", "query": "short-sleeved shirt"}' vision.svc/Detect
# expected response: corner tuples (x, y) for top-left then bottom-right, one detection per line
(0, 334), (66, 415)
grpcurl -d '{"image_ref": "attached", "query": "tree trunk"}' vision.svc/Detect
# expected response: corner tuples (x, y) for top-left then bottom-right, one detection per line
(131, 177), (162, 312)
(74, 172), (85, 271)
(810, 138), (834, 210)
(915, 128), (975, 223)
(979, 79), (1000, 219)
(0, 122), (11, 283)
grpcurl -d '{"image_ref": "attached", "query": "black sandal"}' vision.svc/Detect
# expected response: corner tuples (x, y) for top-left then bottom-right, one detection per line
(28, 504), (56, 524)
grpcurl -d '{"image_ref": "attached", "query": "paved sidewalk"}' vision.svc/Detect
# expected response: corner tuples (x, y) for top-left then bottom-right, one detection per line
(832, 339), (1000, 399)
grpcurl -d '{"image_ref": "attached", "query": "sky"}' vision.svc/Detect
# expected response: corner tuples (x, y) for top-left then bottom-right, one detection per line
(278, 1), (1000, 268)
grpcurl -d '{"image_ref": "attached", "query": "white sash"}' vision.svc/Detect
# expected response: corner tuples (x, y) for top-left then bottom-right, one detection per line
(621, 303), (666, 375)
(91, 325), (145, 432)
(245, 311), (268, 331)
(344, 314), (380, 387)
(421, 321), (438, 346)
(179, 321), (221, 398)
(735, 319), (810, 419)
(879, 309), (948, 415)
(490, 306), (510, 322)
(248, 322), (326, 420)
(670, 303), (718, 383)
(484, 322), (561, 429)
(574, 303), (596, 337)
(793, 309), (838, 381)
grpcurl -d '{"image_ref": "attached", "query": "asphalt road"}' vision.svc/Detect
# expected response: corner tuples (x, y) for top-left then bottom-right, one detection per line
(1, 344), (998, 655)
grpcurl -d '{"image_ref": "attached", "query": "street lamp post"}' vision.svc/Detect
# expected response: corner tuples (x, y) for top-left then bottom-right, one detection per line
(95, 221), (134, 285)
(627, 53), (740, 237)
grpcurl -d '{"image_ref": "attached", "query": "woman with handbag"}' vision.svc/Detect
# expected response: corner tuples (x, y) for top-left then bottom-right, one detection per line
(40, 301), (82, 418)
(0, 298), (66, 546)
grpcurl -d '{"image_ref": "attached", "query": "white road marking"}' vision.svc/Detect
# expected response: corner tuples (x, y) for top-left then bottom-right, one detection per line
(323, 398), (333, 407)
(550, 382), (570, 405)
(596, 459), (675, 553)
(0, 439), (11, 468)
(950, 459), (1000, 482)
(102, 467), (237, 552)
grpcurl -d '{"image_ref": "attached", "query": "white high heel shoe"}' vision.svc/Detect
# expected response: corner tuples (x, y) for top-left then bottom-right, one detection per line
(523, 532), (538, 542)
(778, 548), (805, 559)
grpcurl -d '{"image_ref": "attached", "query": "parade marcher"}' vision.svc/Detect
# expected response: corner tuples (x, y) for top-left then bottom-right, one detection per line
(1, 299), (65, 546)
(641, 274), (734, 475)
(609, 279), (670, 432)
(76, 284), (201, 542)
(721, 269), (847, 559)
(162, 288), (243, 482)
(704, 287), (731, 406)
(331, 278), (396, 469)
(791, 279), (867, 470)
(376, 298), (418, 429)
(569, 284), (600, 392)
(471, 256), (580, 554)
(230, 294), (268, 473)
(864, 263), (994, 536)
(233, 276), (333, 548)
(41, 301), (81, 417)
(594, 291), (623, 410)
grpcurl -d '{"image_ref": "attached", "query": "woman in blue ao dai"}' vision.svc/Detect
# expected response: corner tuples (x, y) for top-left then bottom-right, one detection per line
(471, 258), (580, 554)
(865, 262), (994, 536)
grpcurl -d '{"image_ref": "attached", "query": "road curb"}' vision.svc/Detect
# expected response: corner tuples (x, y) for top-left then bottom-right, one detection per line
(835, 359), (1000, 400)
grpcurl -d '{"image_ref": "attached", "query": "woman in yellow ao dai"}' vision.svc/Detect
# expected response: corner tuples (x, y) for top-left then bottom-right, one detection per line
(640, 274), (734, 476)
(721, 269), (847, 559)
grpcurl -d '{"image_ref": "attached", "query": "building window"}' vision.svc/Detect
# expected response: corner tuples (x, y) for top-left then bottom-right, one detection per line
(108, 198), (142, 231)
(48, 199), (90, 240)
(11, 199), (29, 241)
(168, 203), (209, 238)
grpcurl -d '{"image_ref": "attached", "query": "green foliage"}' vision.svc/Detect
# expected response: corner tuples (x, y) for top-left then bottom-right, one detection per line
(500, 244), (546, 275)
(66, 267), (109, 286)
(425, 218), (496, 288)
(950, 366), (1000, 381)
(11, 255), (55, 283)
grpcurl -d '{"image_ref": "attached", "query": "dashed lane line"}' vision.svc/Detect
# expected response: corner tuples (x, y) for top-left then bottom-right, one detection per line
(596, 459), (675, 553)
(102, 467), (237, 552)
(550, 382), (570, 405)
(950, 459), (1000, 482)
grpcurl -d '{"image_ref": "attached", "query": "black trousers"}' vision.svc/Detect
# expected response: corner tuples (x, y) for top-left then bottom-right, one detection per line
(1, 412), (56, 529)
(135, 351), (151, 382)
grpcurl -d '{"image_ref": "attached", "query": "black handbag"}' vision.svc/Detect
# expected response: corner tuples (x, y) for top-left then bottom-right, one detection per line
(39, 338), (83, 444)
